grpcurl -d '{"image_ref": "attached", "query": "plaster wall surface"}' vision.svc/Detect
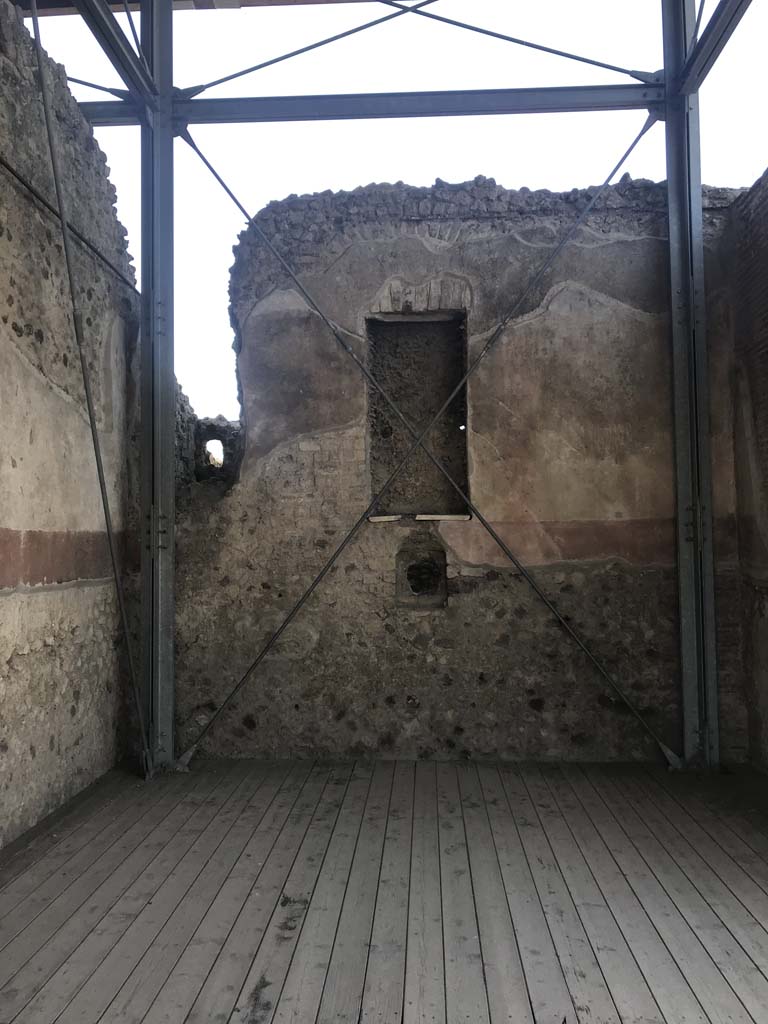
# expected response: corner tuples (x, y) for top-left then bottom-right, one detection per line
(0, 0), (139, 847)
(730, 168), (768, 769)
(176, 175), (747, 764)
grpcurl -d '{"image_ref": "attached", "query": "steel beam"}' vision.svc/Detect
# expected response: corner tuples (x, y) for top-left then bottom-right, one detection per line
(177, 83), (665, 123)
(678, 0), (753, 94)
(139, 0), (175, 766)
(79, 82), (665, 126)
(73, 0), (156, 107)
(662, 0), (719, 766)
(79, 99), (142, 126)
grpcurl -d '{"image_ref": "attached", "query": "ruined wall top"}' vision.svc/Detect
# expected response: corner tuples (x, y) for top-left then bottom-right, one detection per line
(0, 0), (134, 281)
(230, 174), (740, 319)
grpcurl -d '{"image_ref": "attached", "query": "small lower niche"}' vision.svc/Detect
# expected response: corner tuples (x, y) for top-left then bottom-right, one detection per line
(396, 538), (447, 609)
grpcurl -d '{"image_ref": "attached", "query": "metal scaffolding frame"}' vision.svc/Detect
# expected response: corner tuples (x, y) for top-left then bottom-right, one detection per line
(31, 0), (754, 769)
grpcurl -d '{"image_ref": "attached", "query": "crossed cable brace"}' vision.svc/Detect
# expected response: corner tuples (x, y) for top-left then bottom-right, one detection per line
(176, 112), (682, 771)
(180, 0), (656, 98)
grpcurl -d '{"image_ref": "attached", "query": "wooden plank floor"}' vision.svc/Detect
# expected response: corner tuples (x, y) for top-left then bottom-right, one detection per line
(2, 761), (768, 1023)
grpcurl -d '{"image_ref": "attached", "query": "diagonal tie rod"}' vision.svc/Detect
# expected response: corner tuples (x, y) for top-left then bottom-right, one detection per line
(180, 0), (441, 98)
(379, 0), (659, 84)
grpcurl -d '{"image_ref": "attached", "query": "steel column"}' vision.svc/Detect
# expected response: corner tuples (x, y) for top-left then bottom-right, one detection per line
(140, 0), (175, 765)
(662, 0), (719, 766)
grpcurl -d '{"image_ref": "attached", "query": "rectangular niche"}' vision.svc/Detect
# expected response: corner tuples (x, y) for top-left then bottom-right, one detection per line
(367, 312), (469, 517)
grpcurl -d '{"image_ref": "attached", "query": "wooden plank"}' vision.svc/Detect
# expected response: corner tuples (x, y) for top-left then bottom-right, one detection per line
(11, 764), (270, 1024)
(138, 760), (320, 1024)
(522, 767), (664, 1024)
(0, 773), (180, 930)
(649, 770), (768, 853)
(315, 761), (395, 1024)
(402, 761), (445, 1024)
(93, 763), (287, 1024)
(228, 762), (358, 1024)
(646, 770), (768, 896)
(544, 766), (708, 1024)
(593, 768), (768, 1021)
(476, 765), (573, 1024)
(570, 768), (754, 1024)
(500, 765), (620, 1024)
(0, 769), (206, 991)
(436, 762), (490, 1024)
(606, 771), (768, 978)
(53, 762), (264, 1024)
(0, 766), (229, 1024)
(358, 761), (414, 1024)
(271, 761), (374, 1024)
(177, 761), (334, 1024)
(0, 771), (139, 899)
(456, 764), (533, 1024)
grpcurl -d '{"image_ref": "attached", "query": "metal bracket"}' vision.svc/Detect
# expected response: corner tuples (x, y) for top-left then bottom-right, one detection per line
(171, 89), (190, 138)
(632, 68), (666, 84)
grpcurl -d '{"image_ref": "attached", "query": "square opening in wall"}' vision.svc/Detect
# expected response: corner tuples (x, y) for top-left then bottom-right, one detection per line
(367, 312), (469, 517)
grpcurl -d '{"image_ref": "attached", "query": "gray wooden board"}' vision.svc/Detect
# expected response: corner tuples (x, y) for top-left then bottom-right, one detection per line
(229, 762), (357, 1024)
(95, 763), (287, 1024)
(645, 770), (768, 898)
(570, 768), (754, 1024)
(54, 762), (262, 1024)
(359, 761), (415, 1024)
(180, 761), (333, 1024)
(500, 765), (620, 1024)
(315, 761), (395, 1024)
(476, 764), (574, 1024)
(648, 771), (768, 851)
(402, 761), (445, 1024)
(522, 767), (664, 1024)
(544, 767), (707, 1024)
(627, 772), (768, 934)
(435, 762), (491, 1024)
(1, 766), (225, 1024)
(140, 761), (319, 1024)
(7, 761), (768, 1024)
(456, 764), (533, 1024)
(39, 764), (271, 1024)
(0, 772), (140, 908)
(603, 771), (768, 985)
(0, 772), (186, 951)
(593, 768), (768, 1020)
(271, 761), (374, 1024)
(0, 769), (205, 992)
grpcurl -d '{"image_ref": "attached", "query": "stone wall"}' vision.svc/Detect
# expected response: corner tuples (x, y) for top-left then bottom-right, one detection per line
(176, 174), (749, 764)
(730, 168), (768, 769)
(0, 0), (139, 847)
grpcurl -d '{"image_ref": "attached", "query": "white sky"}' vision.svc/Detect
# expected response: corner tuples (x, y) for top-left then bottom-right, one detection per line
(32, 0), (768, 419)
